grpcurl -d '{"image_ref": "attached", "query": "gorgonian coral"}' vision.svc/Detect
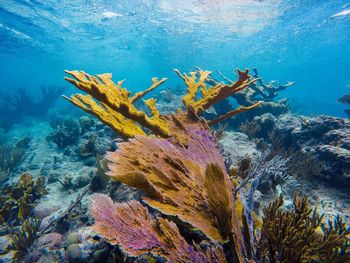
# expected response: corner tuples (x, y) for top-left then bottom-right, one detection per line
(260, 193), (350, 262)
(91, 194), (226, 263)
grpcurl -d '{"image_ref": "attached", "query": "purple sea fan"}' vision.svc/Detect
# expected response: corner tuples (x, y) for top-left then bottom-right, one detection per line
(90, 194), (161, 256)
(90, 194), (226, 262)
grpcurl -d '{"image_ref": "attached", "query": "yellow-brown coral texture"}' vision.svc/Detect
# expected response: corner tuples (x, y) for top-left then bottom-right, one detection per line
(64, 68), (261, 140)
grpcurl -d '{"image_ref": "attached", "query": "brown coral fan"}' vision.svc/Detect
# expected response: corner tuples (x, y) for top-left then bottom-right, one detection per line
(91, 194), (226, 263)
(260, 193), (350, 262)
(106, 126), (246, 261)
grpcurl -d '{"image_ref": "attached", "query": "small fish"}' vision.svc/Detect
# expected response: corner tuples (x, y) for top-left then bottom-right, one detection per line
(102, 11), (123, 19)
(338, 95), (350, 104)
(205, 106), (217, 115)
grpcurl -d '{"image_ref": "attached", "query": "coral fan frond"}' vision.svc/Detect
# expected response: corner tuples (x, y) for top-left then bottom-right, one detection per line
(106, 124), (247, 261)
(90, 194), (226, 263)
(64, 70), (169, 138)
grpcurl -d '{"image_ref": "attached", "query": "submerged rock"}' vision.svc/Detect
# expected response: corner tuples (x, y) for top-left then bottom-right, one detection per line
(218, 131), (261, 168)
(244, 113), (350, 186)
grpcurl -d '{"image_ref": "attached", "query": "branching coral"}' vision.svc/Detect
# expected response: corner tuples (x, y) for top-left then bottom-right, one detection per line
(64, 68), (261, 139)
(64, 71), (168, 138)
(260, 193), (350, 262)
(174, 68), (261, 117)
(91, 194), (226, 263)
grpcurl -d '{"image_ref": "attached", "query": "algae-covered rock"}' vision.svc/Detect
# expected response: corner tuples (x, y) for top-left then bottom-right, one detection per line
(66, 232), (81, 245)
(67, 243), (82, 262)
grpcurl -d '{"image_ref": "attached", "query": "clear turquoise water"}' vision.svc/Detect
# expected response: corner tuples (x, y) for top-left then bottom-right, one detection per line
(0, 0), (349, 116)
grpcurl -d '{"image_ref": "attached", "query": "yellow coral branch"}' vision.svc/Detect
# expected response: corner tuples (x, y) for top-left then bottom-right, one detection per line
(176, 68), (258, 115)
(64, 70), (169, 138)
(208, 101), (263, 126)
(63, 94), (146, 138)
(130, 77), (167, 103)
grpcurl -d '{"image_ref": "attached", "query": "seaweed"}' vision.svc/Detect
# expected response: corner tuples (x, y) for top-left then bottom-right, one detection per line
(0, 173), (47, 225)
(10, 218), (41, 260)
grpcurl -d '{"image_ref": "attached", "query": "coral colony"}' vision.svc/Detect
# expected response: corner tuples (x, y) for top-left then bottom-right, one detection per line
(63, 68), (350, 262)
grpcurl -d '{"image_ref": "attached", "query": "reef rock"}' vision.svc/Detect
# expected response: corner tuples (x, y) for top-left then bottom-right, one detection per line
(244, 114), (350, 186)
(218, 131), (261, 168)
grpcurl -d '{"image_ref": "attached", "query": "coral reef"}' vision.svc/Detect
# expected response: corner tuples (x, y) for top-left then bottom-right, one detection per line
(0, 86), (64, 130)
(61, 67), (350, 263)
(62, 68), (264, 262)
(239, 113), (350, 186)
(260, 193), (350, 262)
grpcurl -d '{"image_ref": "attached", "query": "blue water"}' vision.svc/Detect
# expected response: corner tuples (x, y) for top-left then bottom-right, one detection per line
(0, 0), (350, 116)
